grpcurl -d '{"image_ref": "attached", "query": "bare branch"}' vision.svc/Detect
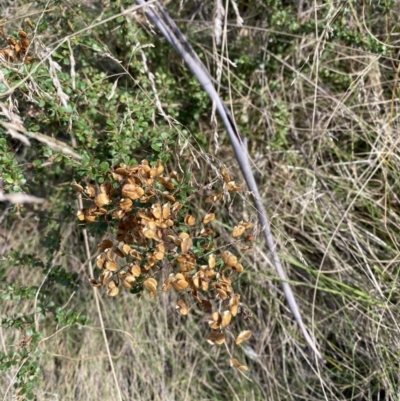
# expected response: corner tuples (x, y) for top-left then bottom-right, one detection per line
(0, 191), (44, 204)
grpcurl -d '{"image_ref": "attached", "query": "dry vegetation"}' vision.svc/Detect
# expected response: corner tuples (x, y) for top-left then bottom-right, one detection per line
(1, 0), (400, 400)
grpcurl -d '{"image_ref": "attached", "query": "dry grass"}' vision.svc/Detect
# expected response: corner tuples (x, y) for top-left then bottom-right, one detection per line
(2, 0), (400, 400)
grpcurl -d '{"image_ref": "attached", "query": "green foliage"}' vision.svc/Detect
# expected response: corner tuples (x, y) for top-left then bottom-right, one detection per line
(0, 136), (27, 194)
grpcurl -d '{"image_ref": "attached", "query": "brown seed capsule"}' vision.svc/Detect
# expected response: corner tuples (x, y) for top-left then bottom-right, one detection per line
(230, 358), (248, 371)
(7, 37), (16, 46)
(20, 39), (29, 49)
(18, 30), (27, 39)
(176, 299), (188, 315)
(207, 331), (225, 345)
(24, 18), (34, 29)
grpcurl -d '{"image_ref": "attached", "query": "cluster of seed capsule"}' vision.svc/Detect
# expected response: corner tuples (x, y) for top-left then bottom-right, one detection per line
(0, 19), (34, 64)
(74, 159), (254, 371)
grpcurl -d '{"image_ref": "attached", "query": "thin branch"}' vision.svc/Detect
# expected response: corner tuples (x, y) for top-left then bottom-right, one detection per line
(0, 191), (44, 204)
(24, 130), (82, 159)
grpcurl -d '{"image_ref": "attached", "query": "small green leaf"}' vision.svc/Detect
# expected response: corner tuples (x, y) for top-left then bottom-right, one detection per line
(100, 161), (109, 171)
(3, 174), (13, 184)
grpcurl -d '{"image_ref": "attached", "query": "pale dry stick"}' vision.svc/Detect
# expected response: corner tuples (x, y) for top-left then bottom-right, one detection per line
(46, 349), (124, 362)
(183, 356), (200, 401)
(77, 194), (123, 401)
(34, 260), (57, 331)
(218, 0), (242, 160)
(213, 0), (224, 46)
(24, 130), (82, 159)
(38, 324), (72, 345)
(0, 191), (44, 203)
(135, 0), (322, 360)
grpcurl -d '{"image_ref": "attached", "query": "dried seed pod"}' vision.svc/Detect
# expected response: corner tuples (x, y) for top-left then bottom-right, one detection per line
(229, 294), (240, 316)
(221, 167), (231, 183)
(203, 213), (215, 224)
(128, 263), (141, 277)
(23, 56), (34, 64)
(162, 192), (175, 202)
(171, 273), (189, 291)
(207, 331), (225, 345)
(208, 254), (216, 269)
(205, 193), (223, 204)
(221, 311), (232, 328)
(176, 299), (188, 315)
(179, 232), (192, 254)
(95, 193), (110, 207)
(96, 254), (106, 269)
(18, 30), (27, 39)
(7, 37), (16, 46)
(226, 181), (241, 192)
(143, 278), (158, 295)
(24, 18), (34, 29)
(232, 224), (246, 238)
(85, 184), (96, 198)
(71, 182), (84, 192)
(209, 312), (222, 329)
(184, 215), (195, 226)
(118, 272), (136, 289)
(235, 330), (252, 345)
(89, 278), (102, 287)
(230, 358), (248, 371)
(106, 280), (119, 296)
(105, 260), (118, 272)
(121, 183), (144, 200)
(222, 250), (238, 267)
(151, 203), (162, 219)
(0, 49), (14, 62)
(162, 202), (170, 219)
(158, 176), (174, 189)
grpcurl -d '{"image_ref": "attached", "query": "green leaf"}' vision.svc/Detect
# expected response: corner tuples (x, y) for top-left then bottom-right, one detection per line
(3, 174), (13, 184)
(99, 161), (109, 171)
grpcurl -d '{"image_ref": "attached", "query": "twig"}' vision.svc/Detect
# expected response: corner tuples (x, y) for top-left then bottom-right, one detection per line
(0, 191), (44, 204)
(135, 0), (322, 360)
(24, 130), (82, 159)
